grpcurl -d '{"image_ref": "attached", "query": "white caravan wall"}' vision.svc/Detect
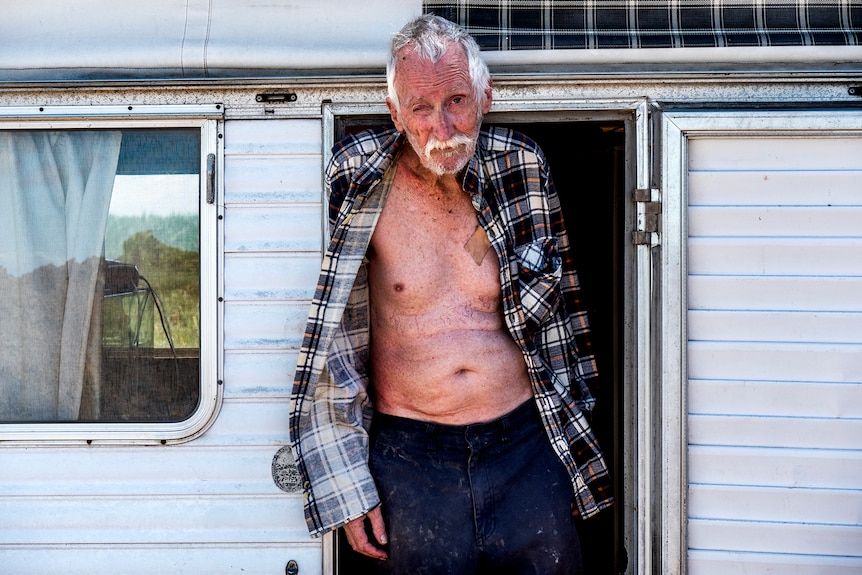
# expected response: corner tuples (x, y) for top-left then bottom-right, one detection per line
(0, 118), (326, 574)
(684, 125), (862, 573)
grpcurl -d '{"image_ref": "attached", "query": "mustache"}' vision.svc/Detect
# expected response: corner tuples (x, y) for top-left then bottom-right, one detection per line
(424, 133), (474, 154)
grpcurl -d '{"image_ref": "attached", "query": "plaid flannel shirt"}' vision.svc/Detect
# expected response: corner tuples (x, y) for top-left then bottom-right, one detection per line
(290, 125), (613, 537)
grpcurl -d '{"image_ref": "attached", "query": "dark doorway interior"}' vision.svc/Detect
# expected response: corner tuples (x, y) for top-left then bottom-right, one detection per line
(507, 121), (626, 574)
(334, 119), (627, 574)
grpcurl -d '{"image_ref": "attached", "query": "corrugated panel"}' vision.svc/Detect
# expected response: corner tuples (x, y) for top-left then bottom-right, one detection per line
(688, 170), (862, 206)
(218, 116), (325, 559)
(220, 117), (324, 415)
(689, 550), (862, 575)
(688, 276), (862, 312)
(224, 119), (323, 205)
(184, 400), (291, 447)
(689, 485), (862, 525)
(225, 205), (322, 252)
(685, 132), (862, 570)
(688, 341), (862, 382)
(688, 137), (862, 170)
(3, 446), (285, 496)
(689, 446), (862, 490)
(689, 380), (862, 418)
(688, 309), (862, 343)
(689, 414), (862, 450)
(1, 546), (323, 575)
(224, 349), (298, 399)
(688, 520), (861, 556)
(1, 495), (308, 544)
(689, 237), (862, 275)
(224, 301), (310, 350)
(225, 254), (320, 301)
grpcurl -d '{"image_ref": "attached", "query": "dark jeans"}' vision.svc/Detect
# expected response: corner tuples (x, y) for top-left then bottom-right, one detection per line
(361, 399), (583, 575)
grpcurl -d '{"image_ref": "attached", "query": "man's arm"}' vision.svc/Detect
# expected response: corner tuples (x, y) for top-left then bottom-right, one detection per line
(290, 128), (400, 537)
(541, 156), (600, 413)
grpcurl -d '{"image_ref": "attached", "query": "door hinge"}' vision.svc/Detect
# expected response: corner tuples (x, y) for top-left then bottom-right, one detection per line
(633, 188), (661, 246)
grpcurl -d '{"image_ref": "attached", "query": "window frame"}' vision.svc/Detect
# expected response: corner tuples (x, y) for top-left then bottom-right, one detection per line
(0, 104), (224, 444)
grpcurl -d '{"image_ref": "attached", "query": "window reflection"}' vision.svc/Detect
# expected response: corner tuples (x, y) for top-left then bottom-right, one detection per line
(0, 128), (201, 423)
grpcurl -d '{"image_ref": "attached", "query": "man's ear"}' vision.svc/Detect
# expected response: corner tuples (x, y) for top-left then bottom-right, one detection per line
(386, 98), (403, 132)
(481, 79), (493, 115)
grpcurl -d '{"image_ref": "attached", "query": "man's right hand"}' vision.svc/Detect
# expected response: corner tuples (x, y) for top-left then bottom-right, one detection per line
(343, 506), (389, 560)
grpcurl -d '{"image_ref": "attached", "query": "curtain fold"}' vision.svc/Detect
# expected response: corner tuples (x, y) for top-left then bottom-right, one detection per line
(0, 130), (122, 421)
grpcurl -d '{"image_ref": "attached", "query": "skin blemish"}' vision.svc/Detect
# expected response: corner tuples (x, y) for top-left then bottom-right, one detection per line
(394, 283), (405, 292)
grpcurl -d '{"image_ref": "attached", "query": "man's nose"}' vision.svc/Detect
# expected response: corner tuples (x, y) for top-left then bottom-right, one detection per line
(431, 109), (455, 141)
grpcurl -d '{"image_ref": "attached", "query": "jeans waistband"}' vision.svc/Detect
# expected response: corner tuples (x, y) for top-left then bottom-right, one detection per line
(371, 399), (540, 452)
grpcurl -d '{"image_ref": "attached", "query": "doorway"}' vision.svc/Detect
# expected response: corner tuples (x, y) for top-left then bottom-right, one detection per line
(332, 116), (628, 574)
(508, 121), (626, 574)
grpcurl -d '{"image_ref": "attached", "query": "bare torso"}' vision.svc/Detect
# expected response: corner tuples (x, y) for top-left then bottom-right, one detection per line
(367, 154), (532, 425)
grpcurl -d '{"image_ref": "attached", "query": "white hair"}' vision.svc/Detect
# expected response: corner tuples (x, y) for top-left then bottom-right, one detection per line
(386, 14), (490, 113)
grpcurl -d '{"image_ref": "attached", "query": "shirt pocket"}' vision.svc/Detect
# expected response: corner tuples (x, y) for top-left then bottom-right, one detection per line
(514, 236), (563, 329)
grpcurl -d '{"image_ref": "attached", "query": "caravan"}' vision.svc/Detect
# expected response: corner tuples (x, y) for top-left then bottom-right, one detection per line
(1, 2), (861, 573)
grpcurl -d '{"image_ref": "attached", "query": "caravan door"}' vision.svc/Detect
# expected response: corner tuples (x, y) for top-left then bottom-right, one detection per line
(660, 110), (862, 574)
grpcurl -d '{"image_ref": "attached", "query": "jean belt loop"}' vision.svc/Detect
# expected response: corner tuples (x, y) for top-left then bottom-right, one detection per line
(425, 423), (437, 455)
(500, 413), (511, 444)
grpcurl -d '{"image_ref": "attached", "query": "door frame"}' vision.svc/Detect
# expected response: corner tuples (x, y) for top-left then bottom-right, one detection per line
(322, 96), (654, 575)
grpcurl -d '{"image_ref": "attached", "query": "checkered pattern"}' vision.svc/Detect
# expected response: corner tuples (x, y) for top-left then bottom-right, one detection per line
(424, 0), (861, 49)
(290, 126), (613, 536)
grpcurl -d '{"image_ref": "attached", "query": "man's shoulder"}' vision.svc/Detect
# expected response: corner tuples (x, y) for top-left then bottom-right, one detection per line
(479, 126), (544, 159)
(331, 126), (399, 165)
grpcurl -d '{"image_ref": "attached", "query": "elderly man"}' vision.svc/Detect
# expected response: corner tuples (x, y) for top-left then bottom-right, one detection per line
(290, 14), (612, 574)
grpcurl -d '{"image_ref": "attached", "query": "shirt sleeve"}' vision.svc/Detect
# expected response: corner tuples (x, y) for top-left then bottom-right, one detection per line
(289, 134), (387, 536)
(541, 159), (600, 414)
(294, 293), (380, 535)
(528, 137), (613, 517)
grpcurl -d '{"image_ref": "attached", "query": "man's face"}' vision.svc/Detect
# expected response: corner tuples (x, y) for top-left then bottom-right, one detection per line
(387, 43), (492, 176)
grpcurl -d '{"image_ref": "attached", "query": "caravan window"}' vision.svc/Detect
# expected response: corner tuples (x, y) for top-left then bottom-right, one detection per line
(0, 106), (222, 439)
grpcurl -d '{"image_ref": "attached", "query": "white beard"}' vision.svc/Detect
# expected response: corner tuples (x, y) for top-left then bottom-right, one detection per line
(407, 131), (477, 176)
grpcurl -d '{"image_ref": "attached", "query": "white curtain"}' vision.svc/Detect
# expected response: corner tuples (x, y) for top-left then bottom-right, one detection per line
(0, 130), (122, 421)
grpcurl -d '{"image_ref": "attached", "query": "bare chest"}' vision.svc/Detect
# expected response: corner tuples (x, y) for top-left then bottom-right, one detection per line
(368, 170), (500, 313)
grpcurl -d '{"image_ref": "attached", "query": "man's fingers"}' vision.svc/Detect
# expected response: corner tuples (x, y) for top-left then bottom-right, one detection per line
(343, 512), (388, 560)
(366, 506), (389, 546)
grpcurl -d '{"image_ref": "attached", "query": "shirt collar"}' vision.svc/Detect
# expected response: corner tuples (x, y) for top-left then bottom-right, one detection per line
(353, 129), (404, 189)
(461, 127), (491, 200)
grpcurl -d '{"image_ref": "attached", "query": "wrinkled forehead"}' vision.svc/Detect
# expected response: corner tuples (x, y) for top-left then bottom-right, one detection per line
(396, 39), (467, 70)
(395, 56), (473, 108)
